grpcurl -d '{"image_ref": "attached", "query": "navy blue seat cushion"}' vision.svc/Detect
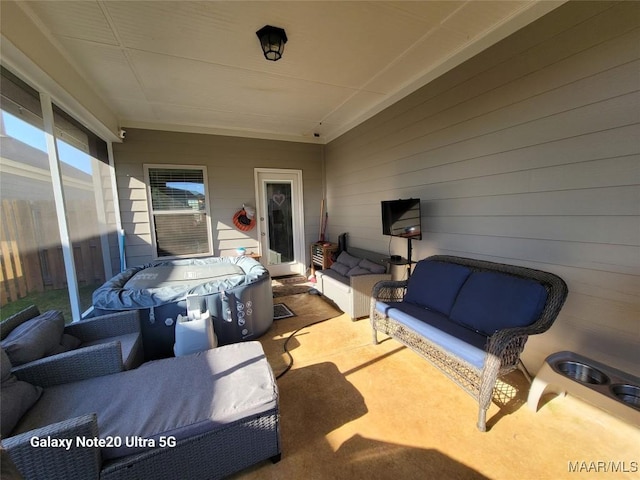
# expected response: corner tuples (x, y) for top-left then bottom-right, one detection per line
(403, 260), (472, 315)
(450, 271), (548, 336)
(374, 301), (488, 369)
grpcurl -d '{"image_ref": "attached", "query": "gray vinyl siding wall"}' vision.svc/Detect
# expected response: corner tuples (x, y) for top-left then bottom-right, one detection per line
(324, 1), (640, 375)
(113, 129), (323, 268)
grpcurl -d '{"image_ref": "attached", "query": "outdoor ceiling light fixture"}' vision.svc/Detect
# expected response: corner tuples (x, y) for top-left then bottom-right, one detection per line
(256, 25), (288, 61)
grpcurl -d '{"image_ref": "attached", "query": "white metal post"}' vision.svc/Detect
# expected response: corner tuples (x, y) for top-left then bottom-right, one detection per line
(107, 141), (126, 271)
(91, 156), (113, 281)
(40, 92), (81, 321)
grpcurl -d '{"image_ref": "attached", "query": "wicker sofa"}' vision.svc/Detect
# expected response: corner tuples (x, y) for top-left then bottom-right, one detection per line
(370, 255), (568, 431)
(315, 249), (391, 319)
(1, 341), (281, 479)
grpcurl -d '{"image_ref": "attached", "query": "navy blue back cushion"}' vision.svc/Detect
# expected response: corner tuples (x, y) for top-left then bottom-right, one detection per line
(450, 271), (548, 336)
(404, 260), (472, 315)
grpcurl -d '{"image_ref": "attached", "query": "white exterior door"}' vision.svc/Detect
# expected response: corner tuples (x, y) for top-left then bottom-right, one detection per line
(254, 169), (305, 277)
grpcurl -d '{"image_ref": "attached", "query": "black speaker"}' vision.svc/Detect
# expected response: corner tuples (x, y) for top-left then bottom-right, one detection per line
(338, 232), (347, 254)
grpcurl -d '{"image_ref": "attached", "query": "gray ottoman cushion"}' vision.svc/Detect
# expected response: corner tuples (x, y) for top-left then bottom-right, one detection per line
(13, 341), (277, 460)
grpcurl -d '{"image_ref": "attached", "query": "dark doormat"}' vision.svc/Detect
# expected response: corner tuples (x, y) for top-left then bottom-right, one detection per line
(273, 303), (295, 320)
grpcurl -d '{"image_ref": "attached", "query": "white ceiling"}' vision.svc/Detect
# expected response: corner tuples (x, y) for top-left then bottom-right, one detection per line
(19, 1), (563, 144)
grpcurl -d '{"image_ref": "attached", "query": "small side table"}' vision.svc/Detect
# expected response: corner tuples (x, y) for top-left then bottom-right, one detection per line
(310, 242), (338, 275)
(385, 256), (415, 280)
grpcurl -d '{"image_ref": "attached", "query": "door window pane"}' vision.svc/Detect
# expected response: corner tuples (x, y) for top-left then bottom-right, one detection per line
(266, 182), (293, 264)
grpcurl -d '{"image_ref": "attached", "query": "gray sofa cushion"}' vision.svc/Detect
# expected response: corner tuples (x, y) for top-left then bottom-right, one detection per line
(330, 252), (387, 278)
(329, 261), (350, 276)
(335, 251), (360, 269)
(358, 258), (386, 274)
(1, 310), (65, 366)
(346, 266), (371, 277)
(320, 269), (351, 288)
(13, 341), (277, 460)
(1, 348), (42, 437)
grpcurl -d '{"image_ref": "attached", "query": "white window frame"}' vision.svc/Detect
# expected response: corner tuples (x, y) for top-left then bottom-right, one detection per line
(144, 164), (213, 259)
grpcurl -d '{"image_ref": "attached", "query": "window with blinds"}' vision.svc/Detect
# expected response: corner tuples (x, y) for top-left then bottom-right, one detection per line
(145, 166), (211, 258)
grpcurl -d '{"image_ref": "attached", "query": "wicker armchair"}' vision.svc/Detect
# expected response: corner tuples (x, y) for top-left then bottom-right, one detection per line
(370, 255), (568, 431)
(1, 306), (143, 386)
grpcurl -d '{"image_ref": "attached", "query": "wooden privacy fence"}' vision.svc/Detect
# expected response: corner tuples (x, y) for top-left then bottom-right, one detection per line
(0, 199), (106, 306)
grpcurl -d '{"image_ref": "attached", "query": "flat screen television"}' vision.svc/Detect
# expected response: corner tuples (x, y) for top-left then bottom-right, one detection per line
(381, 198), (422, 240)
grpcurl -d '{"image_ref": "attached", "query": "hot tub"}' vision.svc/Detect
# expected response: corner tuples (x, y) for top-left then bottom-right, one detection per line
(92, 256), (273, 360)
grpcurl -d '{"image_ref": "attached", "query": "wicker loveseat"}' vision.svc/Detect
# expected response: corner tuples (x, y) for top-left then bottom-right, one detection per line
(1, 341), (281, 479)
(370, 255), (568, 431)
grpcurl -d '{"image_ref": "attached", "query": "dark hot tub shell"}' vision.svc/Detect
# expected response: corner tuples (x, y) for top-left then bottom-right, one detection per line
(92, 256), (273, 360)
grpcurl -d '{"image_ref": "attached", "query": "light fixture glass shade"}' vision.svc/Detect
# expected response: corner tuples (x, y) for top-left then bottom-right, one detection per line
(256, 25), (287, 61)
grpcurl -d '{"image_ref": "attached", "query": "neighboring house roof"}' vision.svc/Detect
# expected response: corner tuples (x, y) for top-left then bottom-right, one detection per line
(0, 136), (94, 202)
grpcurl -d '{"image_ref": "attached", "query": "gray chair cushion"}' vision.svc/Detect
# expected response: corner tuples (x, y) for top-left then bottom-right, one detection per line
(0, 348), (42, 437)
(14, 341), (277, 460)
(1, 347), (11, 383)
(81, 333), (141, 370)
(47, 334), (82, 356)
(0, 305), (40, 341)
(1, 311), (65, 366)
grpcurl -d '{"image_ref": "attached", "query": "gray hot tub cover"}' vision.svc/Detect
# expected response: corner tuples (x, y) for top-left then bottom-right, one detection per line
(93, 256), (269, 310)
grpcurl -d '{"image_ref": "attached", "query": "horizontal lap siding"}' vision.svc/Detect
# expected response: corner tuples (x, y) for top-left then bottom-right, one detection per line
(324, 1), (640, 375)
(114, 130), (322, 267)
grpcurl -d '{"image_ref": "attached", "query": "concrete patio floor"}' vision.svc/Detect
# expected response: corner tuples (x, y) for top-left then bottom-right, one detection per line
(234, 293), (639, 480)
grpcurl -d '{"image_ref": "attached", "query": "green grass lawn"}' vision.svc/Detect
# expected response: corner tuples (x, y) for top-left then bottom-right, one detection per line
(1, 284), (98, 323)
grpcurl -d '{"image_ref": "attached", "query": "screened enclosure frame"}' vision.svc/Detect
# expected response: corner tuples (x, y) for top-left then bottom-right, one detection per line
(0, 66), (123, 322)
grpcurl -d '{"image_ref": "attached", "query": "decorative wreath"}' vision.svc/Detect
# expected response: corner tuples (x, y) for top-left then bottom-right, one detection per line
(233, 207), (256, 231)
